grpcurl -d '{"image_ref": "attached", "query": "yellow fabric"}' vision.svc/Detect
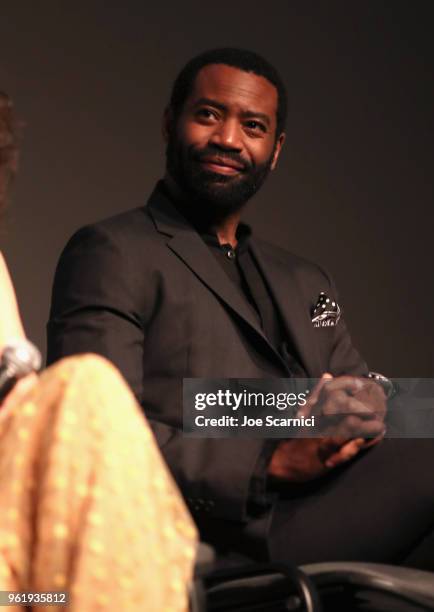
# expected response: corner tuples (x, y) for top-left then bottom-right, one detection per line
(0, 354), (197, 611)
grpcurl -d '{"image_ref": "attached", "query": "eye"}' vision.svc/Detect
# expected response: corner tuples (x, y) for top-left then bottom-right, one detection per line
(244, 120), (267, 134)
(195, 108), (218, 121)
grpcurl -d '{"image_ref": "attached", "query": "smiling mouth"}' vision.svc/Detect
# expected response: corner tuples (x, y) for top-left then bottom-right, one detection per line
(198, 157), (245, 175)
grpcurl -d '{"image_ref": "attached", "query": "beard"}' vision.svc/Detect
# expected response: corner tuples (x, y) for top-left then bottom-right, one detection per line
(165, 130), (274, 225)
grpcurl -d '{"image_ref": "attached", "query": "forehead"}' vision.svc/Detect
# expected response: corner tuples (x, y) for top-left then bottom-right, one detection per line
(186, 64), (278, 125)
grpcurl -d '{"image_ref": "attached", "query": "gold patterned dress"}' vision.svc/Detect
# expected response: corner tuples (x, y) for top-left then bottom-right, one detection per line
(0, 354), (197, 612)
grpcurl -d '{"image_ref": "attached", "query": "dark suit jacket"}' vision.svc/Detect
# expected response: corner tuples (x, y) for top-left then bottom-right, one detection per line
(47, 181), (367, 553)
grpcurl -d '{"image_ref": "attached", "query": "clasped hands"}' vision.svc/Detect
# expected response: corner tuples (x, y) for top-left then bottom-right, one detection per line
(268, 374), (387, 483)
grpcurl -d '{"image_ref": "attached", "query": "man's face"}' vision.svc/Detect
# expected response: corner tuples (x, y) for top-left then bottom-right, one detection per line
(165, 64), (285, 218)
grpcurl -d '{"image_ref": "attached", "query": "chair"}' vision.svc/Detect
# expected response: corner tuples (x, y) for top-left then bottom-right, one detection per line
(190, 542), (434, 611)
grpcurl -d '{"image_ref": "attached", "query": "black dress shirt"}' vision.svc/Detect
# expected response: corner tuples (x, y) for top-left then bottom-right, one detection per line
(199, 224), (296, 510)
(201, 223), (288, 361)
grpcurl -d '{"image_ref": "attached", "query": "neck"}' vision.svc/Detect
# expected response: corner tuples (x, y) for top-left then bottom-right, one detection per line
(163, 173), (241, 248)
(0, 252), (26, 351)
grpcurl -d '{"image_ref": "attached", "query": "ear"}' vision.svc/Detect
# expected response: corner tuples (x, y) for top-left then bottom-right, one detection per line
(162, 107), (174, 143)
(270, 132), (286, 171)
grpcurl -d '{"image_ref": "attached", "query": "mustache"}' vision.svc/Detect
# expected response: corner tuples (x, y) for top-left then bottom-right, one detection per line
(190, 146), (251, 171)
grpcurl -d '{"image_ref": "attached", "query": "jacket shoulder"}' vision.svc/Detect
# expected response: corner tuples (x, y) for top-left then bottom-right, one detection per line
(60, 205), (159, 259)
(76, 205), (153, 241)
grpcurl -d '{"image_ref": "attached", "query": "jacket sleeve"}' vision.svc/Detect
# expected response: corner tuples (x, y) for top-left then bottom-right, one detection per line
(47, 225), (146, 399)
(47, 225), (272, 524)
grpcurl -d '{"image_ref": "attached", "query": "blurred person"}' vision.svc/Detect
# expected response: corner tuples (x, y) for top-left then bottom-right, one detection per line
(0, 92), (197, 611)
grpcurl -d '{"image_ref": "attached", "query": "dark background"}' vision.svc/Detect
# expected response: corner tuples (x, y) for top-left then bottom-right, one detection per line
(1, 2), (433, 376)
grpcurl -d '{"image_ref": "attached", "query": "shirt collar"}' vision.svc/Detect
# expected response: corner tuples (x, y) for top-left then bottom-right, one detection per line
(200, 223), (252, 254)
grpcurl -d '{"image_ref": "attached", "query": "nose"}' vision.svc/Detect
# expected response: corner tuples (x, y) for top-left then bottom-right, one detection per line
(209, 118), (243, 151)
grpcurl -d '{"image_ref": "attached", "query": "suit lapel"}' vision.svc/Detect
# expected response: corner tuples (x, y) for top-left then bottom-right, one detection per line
(147, 184), (286, 367)
(168, 231), (266, 339)
(249, 239), (322, 377)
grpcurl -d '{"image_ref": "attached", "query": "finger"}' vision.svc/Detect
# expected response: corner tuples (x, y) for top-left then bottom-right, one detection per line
(336, 415), (385, 440)
(355, 379), (386, 400)
(317, 437), (344, 458)
(320, 389), (351, 416)
(322, 395), (377, 418)
(322, 376), (366, 396)
(317, 435), (361, 463)
(325, 440), (364, 467)
(298, 373), (333, 416)
(324, 438), (365, 468)
(358, 431), (386, 450)
(354, 383), (387, 419)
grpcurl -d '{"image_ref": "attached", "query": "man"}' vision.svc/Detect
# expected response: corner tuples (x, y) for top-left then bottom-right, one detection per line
(47, 48), (434, 567)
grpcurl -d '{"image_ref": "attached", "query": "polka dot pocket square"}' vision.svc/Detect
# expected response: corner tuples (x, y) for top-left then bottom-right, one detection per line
(311, 292), (341, 327)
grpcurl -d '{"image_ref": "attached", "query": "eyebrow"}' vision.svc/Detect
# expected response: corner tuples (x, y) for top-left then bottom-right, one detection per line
(193, 97), (271, 128)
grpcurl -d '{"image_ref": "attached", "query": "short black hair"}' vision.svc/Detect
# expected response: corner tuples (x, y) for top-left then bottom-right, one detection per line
(168, 47), (288, 136)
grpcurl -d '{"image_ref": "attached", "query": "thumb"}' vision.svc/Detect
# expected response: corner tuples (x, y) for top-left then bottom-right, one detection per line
(309, 372), (333, 404)
(299, 373), (333, 416)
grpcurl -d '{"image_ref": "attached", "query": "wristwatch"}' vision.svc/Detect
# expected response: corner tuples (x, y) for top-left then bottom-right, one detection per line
(367, 371), (395, 399)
